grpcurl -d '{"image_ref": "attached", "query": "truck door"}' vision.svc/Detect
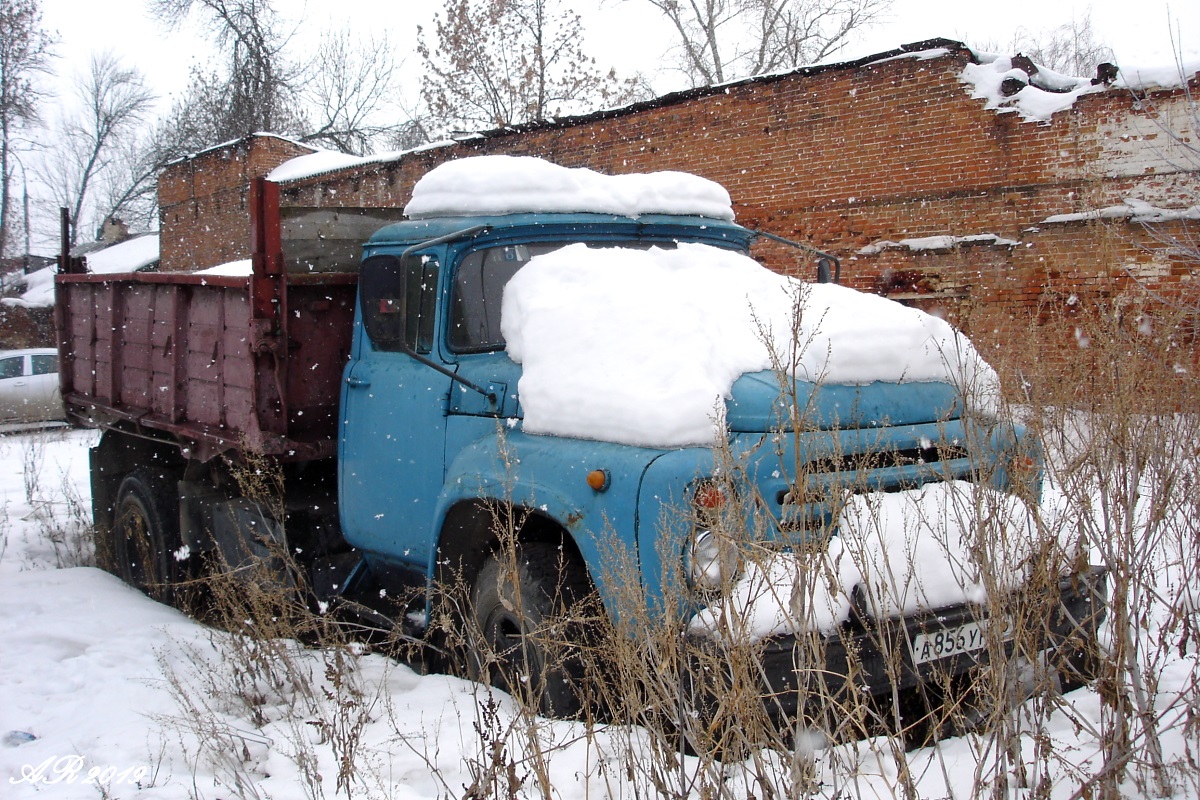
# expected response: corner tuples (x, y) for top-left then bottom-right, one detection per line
(339, 253), (449, 571)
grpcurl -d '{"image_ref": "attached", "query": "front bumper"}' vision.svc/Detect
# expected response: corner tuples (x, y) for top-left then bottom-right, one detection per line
(685, 566), (1108, 730)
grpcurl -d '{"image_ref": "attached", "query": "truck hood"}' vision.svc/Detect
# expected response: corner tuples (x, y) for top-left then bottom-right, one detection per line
(725, 370), (961, 432)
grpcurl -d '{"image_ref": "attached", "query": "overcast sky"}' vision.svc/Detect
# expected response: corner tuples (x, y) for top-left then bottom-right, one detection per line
(38, 0), (1199, 119)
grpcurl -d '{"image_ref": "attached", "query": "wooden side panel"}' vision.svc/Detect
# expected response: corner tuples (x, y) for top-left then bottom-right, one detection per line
(93, 284), (116, 402)
(218, 292), (254, 433)
(56, 272), (355, 460)
(117, 284), (154, 410)
(182, 287), (232, 429)
(62, 283), (99, 402)
(147, 287), (176, 419)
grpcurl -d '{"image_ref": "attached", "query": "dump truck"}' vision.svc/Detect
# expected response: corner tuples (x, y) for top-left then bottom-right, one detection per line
(56, 155), (1105, 740)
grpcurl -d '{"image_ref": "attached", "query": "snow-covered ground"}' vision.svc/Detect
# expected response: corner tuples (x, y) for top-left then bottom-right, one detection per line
(0, 429), (571, 800)
(1, 427), (1197, 799)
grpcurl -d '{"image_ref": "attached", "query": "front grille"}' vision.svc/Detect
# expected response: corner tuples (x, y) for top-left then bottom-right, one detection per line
(777, 442), (972, 506)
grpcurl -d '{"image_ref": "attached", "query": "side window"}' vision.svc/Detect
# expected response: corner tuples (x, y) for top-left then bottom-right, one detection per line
(31, 354), (58, 375)
(0, 356), (23, 379)
(360, 254), (439, 353)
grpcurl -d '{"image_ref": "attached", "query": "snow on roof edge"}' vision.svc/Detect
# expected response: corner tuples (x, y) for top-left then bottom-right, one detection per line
(266, 140), (457, 184)
(163, 132), (316, 170)
(261, 39), (1198, 188)
(1115, 60), (1200, 91)
(1042, 200), (1200, 225)
(857, 233), (1020, 256)
(84, 233), (160, 274)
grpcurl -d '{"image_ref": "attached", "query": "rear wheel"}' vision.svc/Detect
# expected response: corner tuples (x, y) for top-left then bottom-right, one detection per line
(470, 542), (594, 718)
(103, 469), (185, 605)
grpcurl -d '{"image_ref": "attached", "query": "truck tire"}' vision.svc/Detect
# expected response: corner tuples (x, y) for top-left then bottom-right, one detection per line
(104, 469), (185, 605)
(470, 542), (592, 718)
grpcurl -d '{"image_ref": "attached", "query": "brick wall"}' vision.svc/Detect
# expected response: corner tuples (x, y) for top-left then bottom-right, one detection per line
(155, 44), (1198, 363)
(157, 135), (313, 271)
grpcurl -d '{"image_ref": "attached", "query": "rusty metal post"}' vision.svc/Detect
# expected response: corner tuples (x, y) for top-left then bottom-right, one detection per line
(57, 208), (85, 274)
(248, 177), (289, 439)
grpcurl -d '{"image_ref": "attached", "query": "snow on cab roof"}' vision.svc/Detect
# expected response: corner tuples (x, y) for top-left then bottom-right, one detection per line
(402, 155), (735, 221)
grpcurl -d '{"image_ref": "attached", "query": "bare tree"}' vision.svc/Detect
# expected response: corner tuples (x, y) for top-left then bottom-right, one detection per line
(299, 30), (405, 156)
(419, 0), (641, 132)
(1001, 14), (1116, 77)
(150, 0), (304, 149)
(37, 52), (157, 247)
(0, 0), (54, 258)
(151, 2), (429, 157)
(385, 109), (440, 152)
(637, 0), (891, 87)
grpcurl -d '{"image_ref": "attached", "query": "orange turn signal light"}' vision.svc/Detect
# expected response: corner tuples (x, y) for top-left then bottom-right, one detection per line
(586, 469), (610, 492)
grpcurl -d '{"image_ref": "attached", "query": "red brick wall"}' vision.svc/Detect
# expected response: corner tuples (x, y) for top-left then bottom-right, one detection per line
(158, 135), (313, 271)
(156, 47), (1198, 366)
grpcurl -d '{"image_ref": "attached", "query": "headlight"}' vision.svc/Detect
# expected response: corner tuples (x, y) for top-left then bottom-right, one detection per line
(684, 478), (740, 590)
(685, 530), (736, 590)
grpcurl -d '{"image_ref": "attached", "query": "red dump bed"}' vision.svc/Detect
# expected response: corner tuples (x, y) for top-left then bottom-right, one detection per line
(55, 270), (356, 461)
(53, 180), (373, 463)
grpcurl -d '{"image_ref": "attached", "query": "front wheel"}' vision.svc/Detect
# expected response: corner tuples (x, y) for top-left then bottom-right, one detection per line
(102, 469), (185, 605)
(470, 542), (595, 718)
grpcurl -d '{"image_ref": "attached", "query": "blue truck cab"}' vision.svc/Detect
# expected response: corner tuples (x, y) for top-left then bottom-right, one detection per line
(336, 207), (1105, 722)
(341, 213), (759, 617)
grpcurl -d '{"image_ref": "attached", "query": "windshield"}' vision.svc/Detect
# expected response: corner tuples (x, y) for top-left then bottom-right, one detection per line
(449, 240), (669, 352)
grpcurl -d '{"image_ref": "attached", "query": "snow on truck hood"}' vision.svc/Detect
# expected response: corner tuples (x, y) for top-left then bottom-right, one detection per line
(501, 241), (996, 449)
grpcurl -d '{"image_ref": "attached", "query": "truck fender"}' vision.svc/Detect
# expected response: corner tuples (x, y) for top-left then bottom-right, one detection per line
(428, 434), (651, 614)
(430, 468), (591, 590)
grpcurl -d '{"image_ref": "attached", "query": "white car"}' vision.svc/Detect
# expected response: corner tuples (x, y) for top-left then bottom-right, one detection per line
(0, 348), (66, 425)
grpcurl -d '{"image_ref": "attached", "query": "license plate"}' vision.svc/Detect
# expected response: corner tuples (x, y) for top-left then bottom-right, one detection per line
(910, 620), (989, 665)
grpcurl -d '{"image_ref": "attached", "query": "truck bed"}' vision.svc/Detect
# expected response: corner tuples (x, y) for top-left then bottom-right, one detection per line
(55, 269), (357, 462)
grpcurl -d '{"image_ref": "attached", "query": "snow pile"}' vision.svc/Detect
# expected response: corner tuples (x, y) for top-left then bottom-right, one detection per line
(858, 233), (1020, 255)
(1, 236), (159, 308)
(689, 480), (1043, 642)
(1, 267), (56, 309)
(194, 258), (252, 276)
(84, 234), (159, 274)
(0, 430), (582, 800)
(404, 155), (735, 221)
(502, 242), (994, 448)
(960, 54), (1103, 122)
(1043, 198), (1200, 225)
